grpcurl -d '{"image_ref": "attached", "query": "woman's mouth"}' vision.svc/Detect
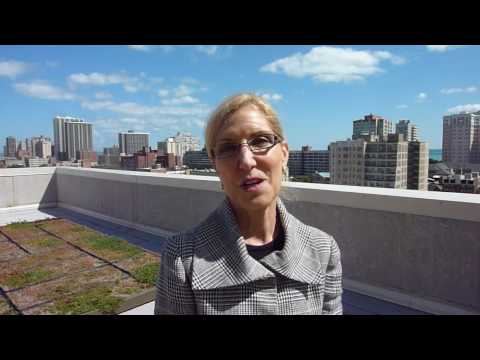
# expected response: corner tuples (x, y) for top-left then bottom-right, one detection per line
(241, 178), (265, 192)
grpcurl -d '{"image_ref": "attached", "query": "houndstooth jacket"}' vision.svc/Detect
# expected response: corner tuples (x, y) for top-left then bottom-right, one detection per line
(154, 197), (343, 315)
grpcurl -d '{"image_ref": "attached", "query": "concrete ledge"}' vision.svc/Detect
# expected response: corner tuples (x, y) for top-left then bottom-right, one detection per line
(56, 167), (480, 222)
(58, 202), (175, 238)
(343, 278), (479, 315)
(0, 203), (57, 213)
(0, 167), (56, 177)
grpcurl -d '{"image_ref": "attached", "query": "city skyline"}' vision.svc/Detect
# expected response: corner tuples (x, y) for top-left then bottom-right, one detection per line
(2, 45), (480, 151)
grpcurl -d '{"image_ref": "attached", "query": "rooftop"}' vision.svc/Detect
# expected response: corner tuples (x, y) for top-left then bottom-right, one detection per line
(0, 210), (163, 315)
(1, 167), (479, 315)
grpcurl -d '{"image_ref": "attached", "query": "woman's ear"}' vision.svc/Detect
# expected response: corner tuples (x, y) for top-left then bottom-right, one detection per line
(281, 142), (289, 167)
(210, 156), (216, 170)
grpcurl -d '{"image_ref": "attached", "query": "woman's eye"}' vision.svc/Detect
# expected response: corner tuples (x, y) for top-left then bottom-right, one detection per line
(218, 144), (237, 154)
(250, 136), (272, 147)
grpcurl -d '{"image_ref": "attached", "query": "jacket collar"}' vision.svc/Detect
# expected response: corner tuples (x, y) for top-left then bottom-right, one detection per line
(191, 197), (325, 290)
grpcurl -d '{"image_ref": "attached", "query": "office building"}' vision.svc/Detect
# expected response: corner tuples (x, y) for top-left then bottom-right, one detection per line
(396, 120), (418, 142)
(173, 132), (201, 158)
(408, 141), (429, 191)
(53, 116), (93, 161)
(364, 134), (409, 189)
(442, 111), (480, 171)
(183, 149), (212, 169)
(35, 138), (52, 159)
(352, 114), (393, 140)
(157, 138), (176, 155)
(119, 131), (149, 155)
(288, 146), (329, 177)
(5, 137), (16, 158)
(330, 139), (367, 186)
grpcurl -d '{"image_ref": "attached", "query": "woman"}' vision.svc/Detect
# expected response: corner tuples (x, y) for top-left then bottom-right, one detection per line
(154, 93), (342, 315)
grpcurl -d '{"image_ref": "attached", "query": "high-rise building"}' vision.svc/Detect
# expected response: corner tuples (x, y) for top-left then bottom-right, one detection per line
(442, 111), (480, 171)
(118, 130), (149, 155)
(396, 120), (418, 142)
(408, 141), (429, 191)
(173, 132), (200, 158)
(352, 114), (393, 140)
(157, 138), (176, 155)
(25, 138), (33, 157)
(53, 116), (93, 161)
(364, 134), (409, 189)
(183, 149), (212, 169)
(35, 138), (52, 159)
(5, 136), (16, 157)
(15, 140), (28, 160)
(329, 139), (367, 186)
(29, 136), (52, 157)
(288, 146), (329, 177)
(330, 133), (427, 190)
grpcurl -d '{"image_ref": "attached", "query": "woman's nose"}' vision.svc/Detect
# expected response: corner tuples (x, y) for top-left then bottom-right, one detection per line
(237, 144), (256, 171)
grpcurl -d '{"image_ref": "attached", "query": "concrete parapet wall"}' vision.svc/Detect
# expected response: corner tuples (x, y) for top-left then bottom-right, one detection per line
(0, 167), (57, 208)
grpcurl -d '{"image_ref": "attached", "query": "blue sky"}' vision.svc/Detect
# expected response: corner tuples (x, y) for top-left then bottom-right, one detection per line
(1, 45), (479, 152)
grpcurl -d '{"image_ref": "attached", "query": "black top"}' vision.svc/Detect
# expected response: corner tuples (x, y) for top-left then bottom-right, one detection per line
(246, 225), (285, 260)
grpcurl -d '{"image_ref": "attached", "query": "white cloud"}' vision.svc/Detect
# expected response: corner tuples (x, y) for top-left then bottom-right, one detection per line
(45, 61), (60, 68)
(259, 92), (283, 102)
(68, 71), (148, 93)
(127, 45), (219, 56)
(123, 84), (141, 93)
(0, 60), (30, 78)
(158, 89), (170, 97)
(426, 45), (465, 52)
(396, 104), (408, 109)
(68, 72), (130, 86)
(81, 99), (209, 117)
(447, 104), (480, 114)
(417, 92), (428, 102)
(174, 84), (194, 97)
(161, 96), (199, 105)
(180, 77), (199, 85)
(260, 46), (405, 83)
(441, 86), (477, 94)
(194, 45), (218, 55)
(14, 81), (76, 100)
(128, 45), (152, 52)
(95, 91), (113, 100)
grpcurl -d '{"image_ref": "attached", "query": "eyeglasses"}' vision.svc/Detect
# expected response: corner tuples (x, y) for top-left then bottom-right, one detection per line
(213, 133), (281, 160)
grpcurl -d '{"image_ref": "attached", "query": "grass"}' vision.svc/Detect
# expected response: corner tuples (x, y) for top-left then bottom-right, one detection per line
(26, 236), (64, 248)
(5, 269), (53, 288)
(3, 221), (35, 230)
(83, 234), (143, 257)
(132, 262), (160, 286)
(50, 286), (122, 314)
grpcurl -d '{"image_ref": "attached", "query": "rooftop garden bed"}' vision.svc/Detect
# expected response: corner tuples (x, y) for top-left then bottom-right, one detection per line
(0, 218), (160, 315)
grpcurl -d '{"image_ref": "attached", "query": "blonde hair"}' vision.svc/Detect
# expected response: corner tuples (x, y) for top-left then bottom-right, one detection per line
(205, 93), (285, 158)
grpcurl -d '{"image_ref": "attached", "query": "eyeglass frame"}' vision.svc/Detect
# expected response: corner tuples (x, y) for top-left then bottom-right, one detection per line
(212, 133), (283, 160)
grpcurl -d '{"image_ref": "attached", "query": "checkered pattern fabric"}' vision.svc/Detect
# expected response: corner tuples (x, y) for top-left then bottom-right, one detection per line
(154, 197), (342, 315)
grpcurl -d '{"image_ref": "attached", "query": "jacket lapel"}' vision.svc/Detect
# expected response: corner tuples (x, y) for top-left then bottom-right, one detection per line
(191, 197), (326, 290)
(191, 198), (273, 290)
(260, 199), (326, 285)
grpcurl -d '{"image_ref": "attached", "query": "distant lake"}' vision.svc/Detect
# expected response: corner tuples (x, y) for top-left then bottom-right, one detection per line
(430, 149), (442, 161)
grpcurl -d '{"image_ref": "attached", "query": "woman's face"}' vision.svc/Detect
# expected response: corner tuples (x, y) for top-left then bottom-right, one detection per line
(213, 105), (289, 212)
